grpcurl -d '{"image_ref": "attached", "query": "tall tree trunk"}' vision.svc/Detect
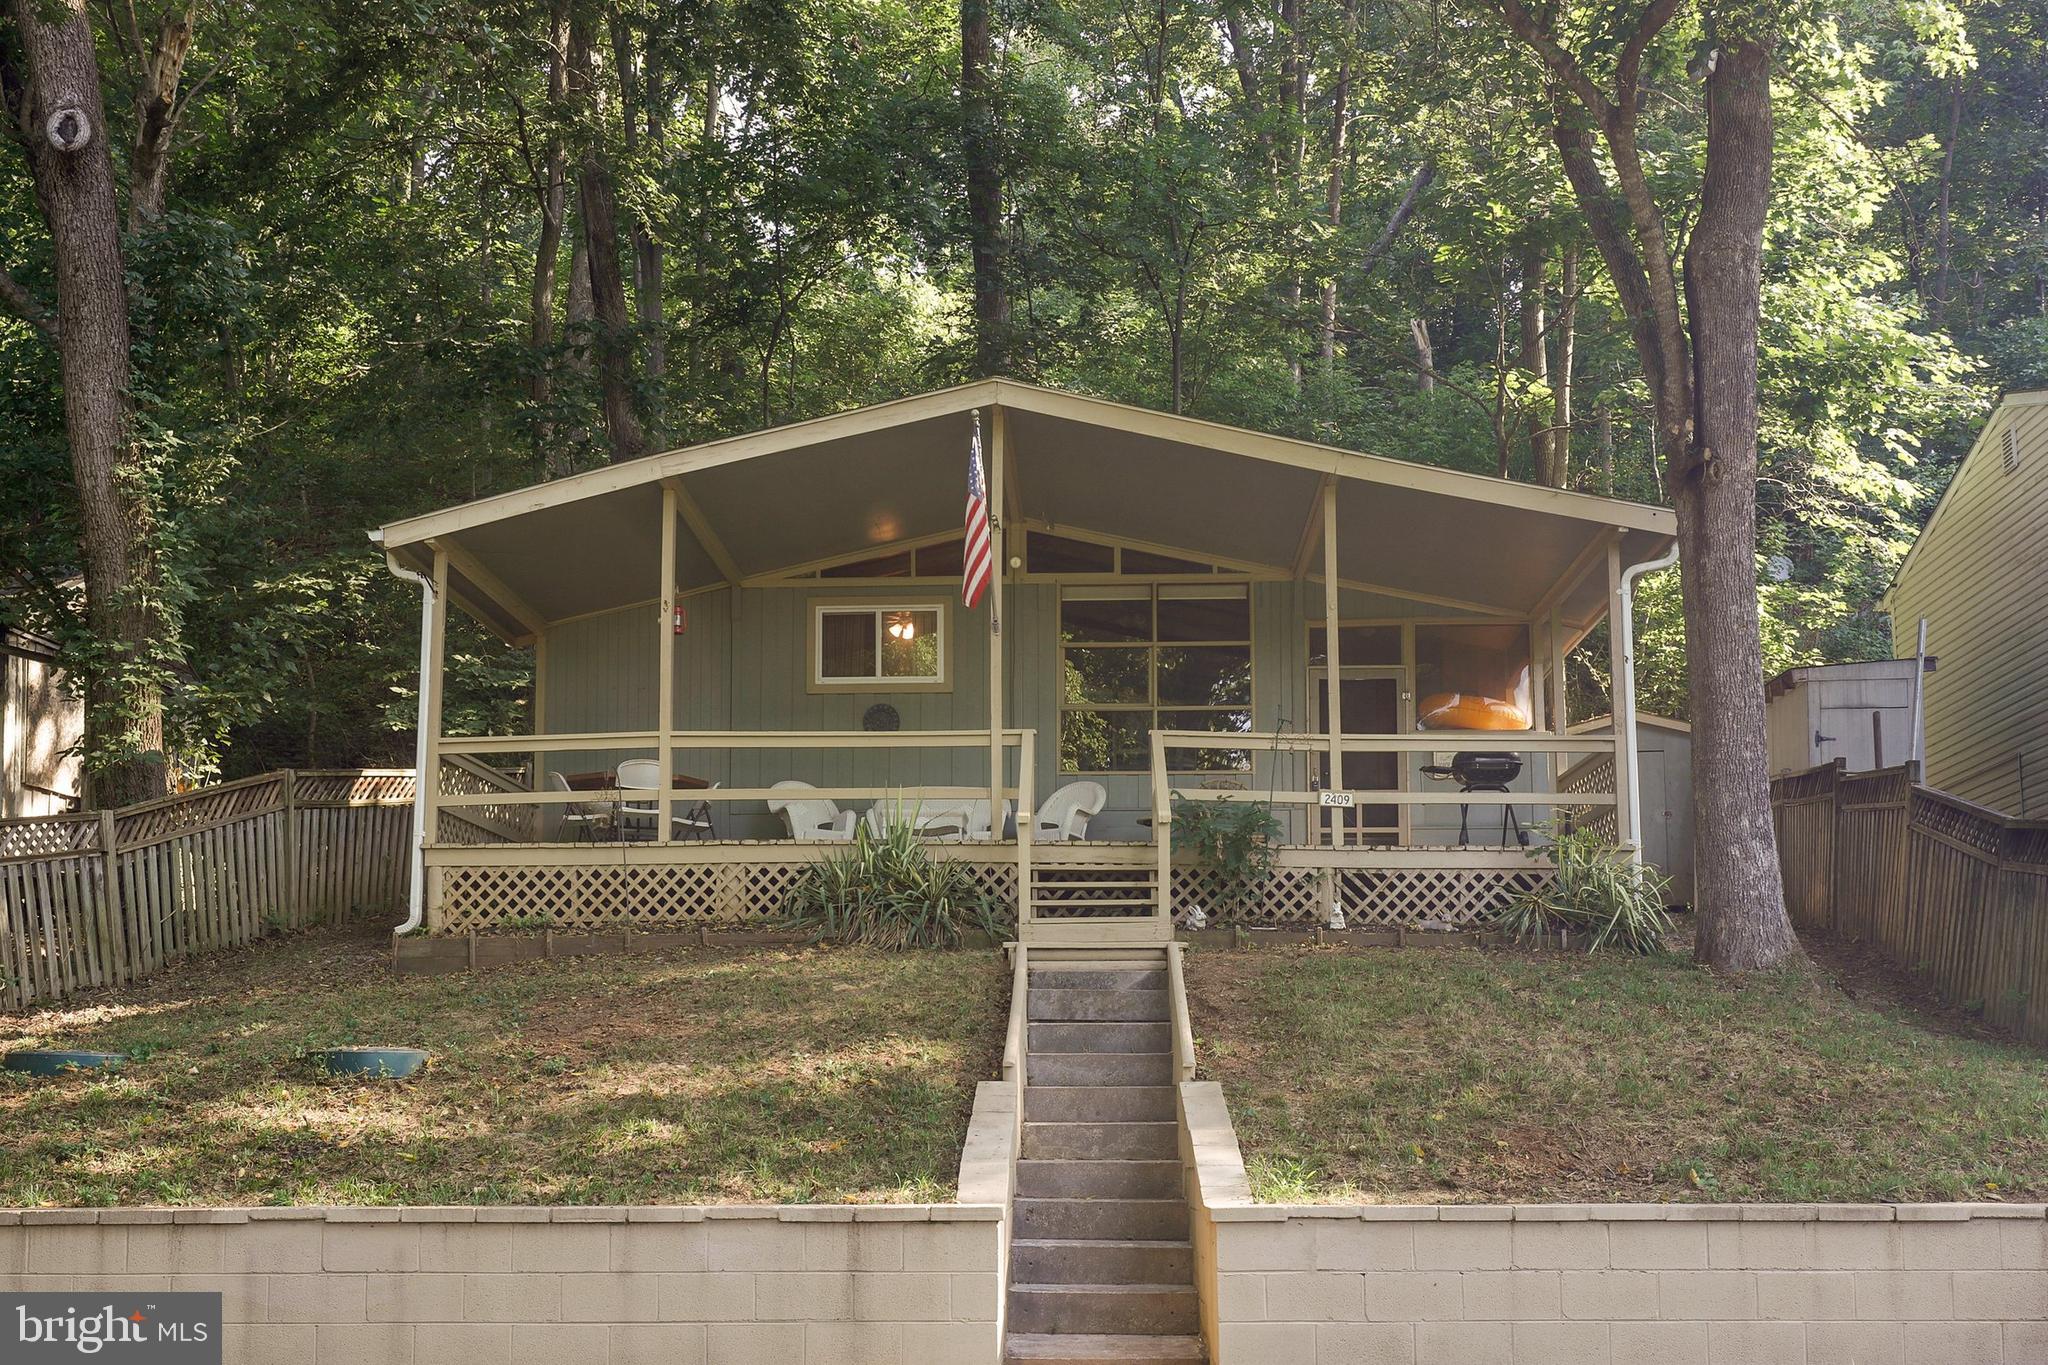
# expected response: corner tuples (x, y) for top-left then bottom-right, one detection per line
(1316, 0), (1353, 370)
(1681, 34), (1796, 971)
(568, 7), (648, 463)
(529, 0), (569, 450)
(126, 9), (195, 231)
(1550, 246), (1578, 487)
(1489, 0), (1795, 970)
(9, 0), (169, 807)
(1597, 399), (1614, 494)
(1409, 318), (1434, 390)
(1932, 79), (1962, 321)
(1518, 240), (1549, 479)
(1280, 0), (1304, 388)
(961, 0), (1008, 375)
(607, 7), (667, 442)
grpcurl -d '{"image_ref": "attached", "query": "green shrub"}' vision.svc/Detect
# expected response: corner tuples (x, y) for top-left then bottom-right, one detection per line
(1497, 825), (1674, 954)
(782, 819), (1010, 948)
(1172, 796), (1283, 917)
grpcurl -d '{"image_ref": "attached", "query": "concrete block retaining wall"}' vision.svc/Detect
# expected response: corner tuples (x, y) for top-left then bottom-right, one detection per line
(0, 1204), (1003, 1365)
(1182, 1082), (2048, 1364)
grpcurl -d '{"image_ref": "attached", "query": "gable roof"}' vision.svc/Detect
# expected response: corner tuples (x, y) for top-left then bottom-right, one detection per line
(374, 378), (1677, 642)
(1882, 388), (2048, 611)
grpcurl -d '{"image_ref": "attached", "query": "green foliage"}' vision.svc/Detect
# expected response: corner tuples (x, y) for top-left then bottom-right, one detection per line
(1497, 826), (1675, 955)
(1, 0), (2037, 774)
(782, 820), (1009, 949)
(1171, 796), (1282, 917)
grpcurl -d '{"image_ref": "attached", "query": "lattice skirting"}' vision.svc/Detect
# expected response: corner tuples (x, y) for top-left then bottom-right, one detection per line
(434, 857), (1019, 933)
(430, 847), (1554, 934)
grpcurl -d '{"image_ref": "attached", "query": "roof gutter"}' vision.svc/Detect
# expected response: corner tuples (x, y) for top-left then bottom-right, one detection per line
(373, 531), (432, 937)
(1616, 540), (1680, 852)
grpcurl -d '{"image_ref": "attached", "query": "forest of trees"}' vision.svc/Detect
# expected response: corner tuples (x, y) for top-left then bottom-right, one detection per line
(0, 0), (2040, 801)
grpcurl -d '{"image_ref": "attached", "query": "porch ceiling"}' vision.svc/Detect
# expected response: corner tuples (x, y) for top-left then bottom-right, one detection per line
(376, 380), (1676, 639)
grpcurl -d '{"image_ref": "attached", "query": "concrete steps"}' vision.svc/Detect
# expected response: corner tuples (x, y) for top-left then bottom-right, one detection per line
(1024, 1086), (1175, 1123)
(1006, 950), (1204, 1364)
(1005, 1334), (1207, 1364)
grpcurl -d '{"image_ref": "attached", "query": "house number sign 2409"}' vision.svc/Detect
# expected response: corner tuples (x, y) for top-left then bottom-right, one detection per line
(1318, 790), (1355, 808)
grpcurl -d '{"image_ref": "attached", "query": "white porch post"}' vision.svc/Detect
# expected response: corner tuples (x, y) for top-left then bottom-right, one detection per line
(987, 407), (1007, 842)
(657, 484), (679, 843)
(422, 549), (450, 869)
(532, 631), (548, 840)
(1605, 538), (1638, 857)
(1321, 480), (1345, 918)
(1549, 606), (1566, 731)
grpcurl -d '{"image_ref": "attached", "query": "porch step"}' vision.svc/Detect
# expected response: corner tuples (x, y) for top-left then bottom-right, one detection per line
(1014, 1198), (1190, 1242)
(1029, 968), (1166, 991)
(1030, 1022), (1171, 1055)
(1005, 1334), (1206, 1364)
(1012, 1238), (1195, 1286)
(1023, 1121), (1178, 1161)
(1028, 988), (1170, 1022)
(1027, 1052), (1172, 1087)
(1016, 1160), (1183, 1201)
(1026, 1085), (1175, 1123)
(1026, 950), (1169, 968)
(1009, 1283), (1199, 1336)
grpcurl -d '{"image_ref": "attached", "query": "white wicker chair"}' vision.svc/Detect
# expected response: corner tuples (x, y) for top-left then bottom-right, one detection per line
(1032, 781), (1106, 842)
(766, 780), (858, 841)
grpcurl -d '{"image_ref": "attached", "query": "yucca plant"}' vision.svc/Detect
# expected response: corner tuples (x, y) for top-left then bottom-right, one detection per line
(1497, 825), (1674, 954)
(782, 819), (1010, 948)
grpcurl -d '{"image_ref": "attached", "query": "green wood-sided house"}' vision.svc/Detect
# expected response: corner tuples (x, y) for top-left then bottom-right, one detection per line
(374, 380), (1677, 945)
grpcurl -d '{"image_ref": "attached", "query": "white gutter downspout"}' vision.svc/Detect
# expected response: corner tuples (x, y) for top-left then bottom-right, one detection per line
(374, 533), (434, 936)
(1616, 542), (1680, 852)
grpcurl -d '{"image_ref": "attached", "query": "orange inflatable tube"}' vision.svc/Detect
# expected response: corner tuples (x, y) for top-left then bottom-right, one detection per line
(1416, 692), (1531, 731)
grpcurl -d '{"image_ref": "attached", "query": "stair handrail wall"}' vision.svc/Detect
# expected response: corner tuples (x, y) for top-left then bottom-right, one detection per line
(1165, 942), (1196, 1085)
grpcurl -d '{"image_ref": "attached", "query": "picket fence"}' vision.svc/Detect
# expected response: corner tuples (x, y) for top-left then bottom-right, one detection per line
(1771, 759), (2048, 1046)
(0, 770), (415, 1010)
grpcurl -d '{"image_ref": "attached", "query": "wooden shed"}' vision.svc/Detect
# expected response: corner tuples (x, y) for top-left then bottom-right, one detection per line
(1882, 389), (2048, 813)
(1, 625), (82, 818)
(1567, 713), (1693, 903)
(1764, 660), (1923, 778)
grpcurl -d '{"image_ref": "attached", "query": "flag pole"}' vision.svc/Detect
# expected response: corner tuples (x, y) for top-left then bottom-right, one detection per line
(986, 406), (1007, 841)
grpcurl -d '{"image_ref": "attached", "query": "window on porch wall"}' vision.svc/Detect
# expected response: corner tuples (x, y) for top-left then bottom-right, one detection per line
(1058, 584), (1252, 773)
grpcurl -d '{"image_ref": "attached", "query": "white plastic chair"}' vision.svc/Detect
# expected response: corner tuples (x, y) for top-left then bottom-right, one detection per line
(1033, 781), (1106, 842)
(766, 780), (858, 841)
(549, 771), (611, 842)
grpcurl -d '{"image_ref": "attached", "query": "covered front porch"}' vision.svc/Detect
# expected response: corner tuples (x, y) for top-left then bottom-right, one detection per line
(375, 380), (1676, 946)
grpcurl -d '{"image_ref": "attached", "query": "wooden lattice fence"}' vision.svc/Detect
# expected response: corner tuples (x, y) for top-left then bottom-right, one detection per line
(1771, 760), (2048, 1045)
(0, 770), (414, 1010)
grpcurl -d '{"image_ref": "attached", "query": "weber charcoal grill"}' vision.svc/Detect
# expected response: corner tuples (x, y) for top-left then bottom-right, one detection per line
(1420, 751), (1529, 847)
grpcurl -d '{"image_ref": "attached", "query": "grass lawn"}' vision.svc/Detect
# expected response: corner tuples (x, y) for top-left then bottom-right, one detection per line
(1187, 942), (2048, 1206)
(0, 927), (1004, 1208)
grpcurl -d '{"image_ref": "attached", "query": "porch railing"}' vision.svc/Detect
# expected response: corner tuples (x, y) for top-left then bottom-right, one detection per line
(427, 728), (1037, 931)
(1148, 730), (1619, 927)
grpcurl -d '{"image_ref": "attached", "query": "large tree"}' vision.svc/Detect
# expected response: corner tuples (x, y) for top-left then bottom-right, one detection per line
(1484, 0), (1798, 970)
(1, 1), (203, 807)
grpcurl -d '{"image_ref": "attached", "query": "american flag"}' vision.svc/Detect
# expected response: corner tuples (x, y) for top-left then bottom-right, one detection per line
(962, 412), (993, 609)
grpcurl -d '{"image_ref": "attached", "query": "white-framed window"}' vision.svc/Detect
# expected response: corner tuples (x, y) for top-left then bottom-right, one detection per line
(810, 601), (948, 690)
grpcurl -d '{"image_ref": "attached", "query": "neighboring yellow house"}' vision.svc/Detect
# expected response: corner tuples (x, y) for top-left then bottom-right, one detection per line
(1883, 389), (2048, 814)
(1, 624), (82, 818)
